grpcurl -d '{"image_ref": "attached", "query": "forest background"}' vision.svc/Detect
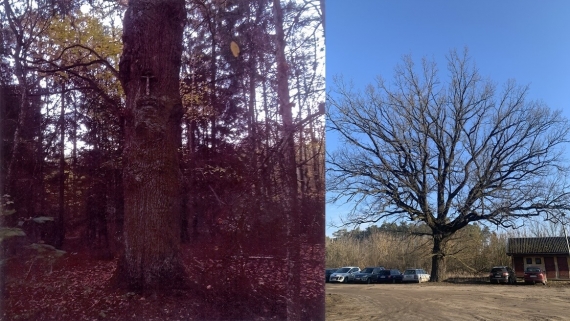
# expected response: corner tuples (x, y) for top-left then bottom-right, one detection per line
(1, 0), (325, 320)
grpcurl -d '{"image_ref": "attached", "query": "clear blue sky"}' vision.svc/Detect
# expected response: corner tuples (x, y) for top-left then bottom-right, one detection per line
(325, 0), (570, 237)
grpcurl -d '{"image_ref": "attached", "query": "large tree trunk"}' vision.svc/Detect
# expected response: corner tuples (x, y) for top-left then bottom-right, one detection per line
(114, 0), (188, 292)
(430, 232), (450, 282)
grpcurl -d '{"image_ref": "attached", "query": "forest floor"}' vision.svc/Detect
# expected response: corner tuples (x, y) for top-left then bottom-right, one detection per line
(3, 244), (208, 321)
(325, 280), (570, 320)
(2, 240), (323, 321)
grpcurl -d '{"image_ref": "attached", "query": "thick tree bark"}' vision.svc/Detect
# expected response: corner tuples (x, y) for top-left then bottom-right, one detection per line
(430, 232), (449, 282)
(114, 0), (188, 292)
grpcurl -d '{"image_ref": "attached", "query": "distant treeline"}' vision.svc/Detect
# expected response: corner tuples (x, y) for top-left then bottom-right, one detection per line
(326, 222), (511, 276)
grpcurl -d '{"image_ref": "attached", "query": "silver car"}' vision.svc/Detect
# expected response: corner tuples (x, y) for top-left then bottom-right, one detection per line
(329, 266), (360, 283)
(402, 268), (430, 283)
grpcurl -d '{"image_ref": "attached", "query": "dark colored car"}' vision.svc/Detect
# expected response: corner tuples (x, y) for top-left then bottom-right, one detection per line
(524, 266), (547, 285)
(352, 267), (385, 284)
(489, 266), (516, 284)
(325, 268), (339, 283)
(373, 269), (403, 283)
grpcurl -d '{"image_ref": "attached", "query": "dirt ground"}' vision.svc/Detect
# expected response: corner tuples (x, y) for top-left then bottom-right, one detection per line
(325, 281), (570, 321)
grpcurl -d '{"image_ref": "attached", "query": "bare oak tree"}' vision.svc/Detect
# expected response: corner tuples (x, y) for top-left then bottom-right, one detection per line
(327, 49), (570, 282)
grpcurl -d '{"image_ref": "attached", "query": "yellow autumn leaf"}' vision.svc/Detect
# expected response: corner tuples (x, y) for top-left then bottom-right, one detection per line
(230, 41), (240, 57)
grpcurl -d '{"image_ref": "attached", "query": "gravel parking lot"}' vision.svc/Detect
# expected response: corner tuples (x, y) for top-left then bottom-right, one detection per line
(326, 281), (570, 320)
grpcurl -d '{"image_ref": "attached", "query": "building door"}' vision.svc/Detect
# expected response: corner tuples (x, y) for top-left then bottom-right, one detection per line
(544, 256), (556, 279)
(513, 256), (524, 277)
(557, 256), (569, 279)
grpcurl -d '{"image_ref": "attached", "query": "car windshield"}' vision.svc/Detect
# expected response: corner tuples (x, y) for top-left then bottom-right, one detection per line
(491, 268), (506, 273)
(336, 268), (350, 273)
(526, 267), (541, 273)
(378, 270), (390, 275)
(404, 270), (416, 275)
(360, 268), (374, 273)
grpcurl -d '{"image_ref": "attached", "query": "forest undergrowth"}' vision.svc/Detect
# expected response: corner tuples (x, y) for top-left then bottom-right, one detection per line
(2, 241), (315, 321)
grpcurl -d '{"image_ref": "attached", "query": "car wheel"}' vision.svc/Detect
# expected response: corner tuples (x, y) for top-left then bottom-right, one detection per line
(343, 278), (348, 283)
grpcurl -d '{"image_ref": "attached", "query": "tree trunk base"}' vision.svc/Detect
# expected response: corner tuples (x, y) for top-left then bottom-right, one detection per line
(111, 255), (189, 294)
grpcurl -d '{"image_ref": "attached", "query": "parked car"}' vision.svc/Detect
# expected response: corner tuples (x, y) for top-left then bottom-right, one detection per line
(489, 266), (516, 284)
(373, 269), (403, 284)
(402, 268), (430, 283)
(524, 266), (547, 285)
(352, 267), (385, 284)
(325, 268), (339, 283)
(329, 266), (360, 283)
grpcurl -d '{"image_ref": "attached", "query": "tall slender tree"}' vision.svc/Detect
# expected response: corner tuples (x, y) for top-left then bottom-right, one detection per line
(272, 0), (301, 318)
(1, 0), (51, 222)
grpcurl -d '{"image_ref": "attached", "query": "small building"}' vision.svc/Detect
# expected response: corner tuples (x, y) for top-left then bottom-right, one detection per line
(507, 237), (570, 279)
